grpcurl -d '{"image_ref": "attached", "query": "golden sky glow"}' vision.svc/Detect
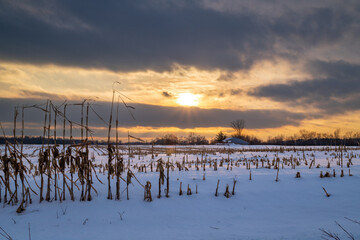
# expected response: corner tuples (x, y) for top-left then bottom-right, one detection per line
(0, 60), (307, 110)
(0, 60), (359, 141)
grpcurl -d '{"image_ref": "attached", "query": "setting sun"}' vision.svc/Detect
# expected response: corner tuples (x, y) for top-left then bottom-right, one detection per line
(176, 93), (200, 106)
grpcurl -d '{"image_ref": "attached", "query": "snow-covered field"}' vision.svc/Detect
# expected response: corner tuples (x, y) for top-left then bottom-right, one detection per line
(1, 145), (360, 240)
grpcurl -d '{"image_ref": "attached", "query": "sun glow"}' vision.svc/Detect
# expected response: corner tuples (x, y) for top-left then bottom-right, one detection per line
(176, 93), (200, 106)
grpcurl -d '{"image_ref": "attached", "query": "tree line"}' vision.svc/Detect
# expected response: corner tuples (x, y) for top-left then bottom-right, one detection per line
(1, 131), (359, 146)
(1, 120), (359, 146)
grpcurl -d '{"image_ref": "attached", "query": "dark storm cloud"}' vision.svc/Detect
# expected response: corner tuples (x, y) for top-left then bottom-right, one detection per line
(0, 0), (357, 71)
(0, 98), (308, 136)
(273, 8), (357, 47)
(125, 104), (306, 129)
(249, 61), (360, 114)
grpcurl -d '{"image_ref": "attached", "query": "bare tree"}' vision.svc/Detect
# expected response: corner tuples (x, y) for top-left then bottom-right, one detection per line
(230, 119), (245, 138)
(334, 128), (341, 139)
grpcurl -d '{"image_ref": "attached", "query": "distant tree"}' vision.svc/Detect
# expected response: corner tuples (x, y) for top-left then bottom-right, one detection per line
(196, 135), (209, 145)
(154, 134), (178, 145)
(215, 131), (227, 143)
(230, 119), (245, 138)
(186, 132), (197, 145)
(185, 132), (209, 145)
(299, 129), (316, 140)
(334, 128), (341, 139)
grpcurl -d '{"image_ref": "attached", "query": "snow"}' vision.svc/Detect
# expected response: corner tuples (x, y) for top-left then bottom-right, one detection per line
(1, 145), (360, 240)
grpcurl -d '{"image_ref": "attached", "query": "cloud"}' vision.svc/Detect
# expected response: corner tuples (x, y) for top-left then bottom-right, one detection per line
(217, 72), (235, 81)
(2, 0), (92, 31)
(203, 88), (243, 98)
(0, 0), (358, 71)
(162, 91), (173, 98)
(229, 88), (242, 96)
(20, 90), (65, 100)
(248, 60), (360, 114)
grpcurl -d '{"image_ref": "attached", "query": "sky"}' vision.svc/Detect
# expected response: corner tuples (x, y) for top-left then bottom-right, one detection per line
(0, 0), (359, 141)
